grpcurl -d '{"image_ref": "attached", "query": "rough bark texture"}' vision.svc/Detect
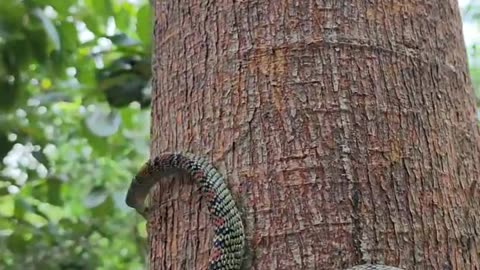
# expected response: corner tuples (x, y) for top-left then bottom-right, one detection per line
(148, 0), (480, 269)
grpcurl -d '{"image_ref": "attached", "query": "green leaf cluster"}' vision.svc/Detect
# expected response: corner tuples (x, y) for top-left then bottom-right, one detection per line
(0, 0), (153, 269)
(463, 1), (480, 104)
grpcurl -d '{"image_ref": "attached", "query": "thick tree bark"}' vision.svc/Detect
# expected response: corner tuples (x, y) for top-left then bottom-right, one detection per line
(148, 0), (480, 269)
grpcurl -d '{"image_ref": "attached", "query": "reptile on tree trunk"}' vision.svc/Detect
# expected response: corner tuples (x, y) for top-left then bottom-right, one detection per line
(125, 152), (404, 270)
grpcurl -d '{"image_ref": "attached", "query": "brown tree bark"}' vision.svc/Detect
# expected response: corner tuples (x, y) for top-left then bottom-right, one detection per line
(147, 0), (480, 269)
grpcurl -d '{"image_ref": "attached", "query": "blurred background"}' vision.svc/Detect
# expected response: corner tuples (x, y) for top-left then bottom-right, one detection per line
(0, 0), (478, 269)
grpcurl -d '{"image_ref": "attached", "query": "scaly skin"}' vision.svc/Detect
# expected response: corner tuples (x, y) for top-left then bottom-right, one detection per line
(125, 152), (245, 270)
(125, 152), (403, 270)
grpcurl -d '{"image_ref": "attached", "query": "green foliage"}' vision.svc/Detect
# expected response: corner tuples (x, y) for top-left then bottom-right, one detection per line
(463, 1), (480, 104)
(0, 0), (152, 269)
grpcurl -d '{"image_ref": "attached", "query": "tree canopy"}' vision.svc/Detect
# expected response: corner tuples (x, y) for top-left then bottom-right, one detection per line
(0, 0), (151, 269)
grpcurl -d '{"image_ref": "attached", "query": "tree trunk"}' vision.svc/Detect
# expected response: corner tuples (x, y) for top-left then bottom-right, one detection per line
(148, 0), (480, 269)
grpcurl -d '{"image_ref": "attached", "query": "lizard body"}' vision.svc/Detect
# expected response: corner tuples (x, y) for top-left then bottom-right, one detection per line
(126, 152), (245, 270)
(125, 152), (403, 270)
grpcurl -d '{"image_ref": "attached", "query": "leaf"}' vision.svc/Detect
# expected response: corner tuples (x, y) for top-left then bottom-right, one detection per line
(32, 8), (61, 50)
(91, 195), (114, 217)
(32, 0), (75, 14)
(108, 33), (140, 47)
(58, 21), (78, 53)
(0, 77), (20, 111)
(85, 0), (113, 23)
(49, 49), (66, 75)
(0, 1), (25, 30)
(136, 4), (152, 47)
(3, 39), (31, 71)
(47, 178), (63, 206)
(0, 131), (14, 160)
(30, 180), (49, 202)
(84, 108), (121, 137)
(81, 127), (109, 155)
(75, 57), (96, 86)
(6, 233), (27, 254)
(14, 198), (32, 219)
(32, 150), (49, 168)
(27, 28), (49, 64)
(84, 186), (108, 208)
(34, 91), (72, 105)
(29, 205), (50, 222)
(115, 4), (133, 32)
(0, 186), (9, 196)
(58, 218), (90, 235)
(82, 13), (103, 35)
(0, 216), (11, 230)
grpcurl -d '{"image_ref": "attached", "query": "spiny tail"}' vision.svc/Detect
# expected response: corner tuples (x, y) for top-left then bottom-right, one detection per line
(125, 152), (245, 270)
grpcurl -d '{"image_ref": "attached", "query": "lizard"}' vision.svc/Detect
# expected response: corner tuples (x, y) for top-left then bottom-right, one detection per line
(125, 152), (404, 270)
(126, 152), (245, 270)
